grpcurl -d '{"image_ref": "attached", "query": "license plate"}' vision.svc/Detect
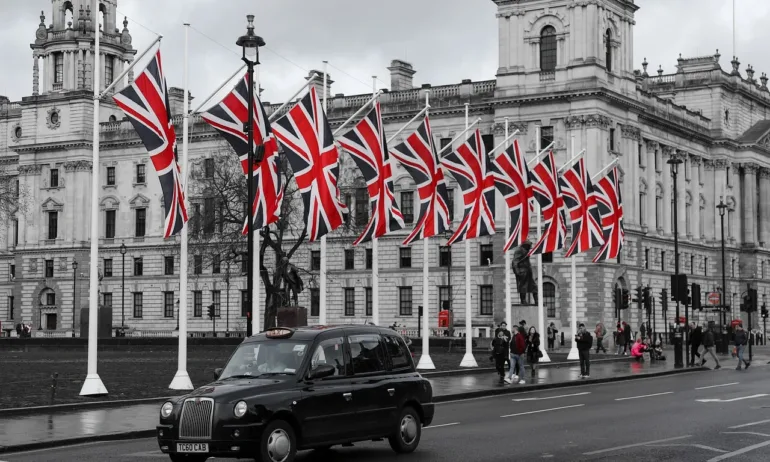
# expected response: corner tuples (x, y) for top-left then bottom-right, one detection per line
(177, 443), (209, 453)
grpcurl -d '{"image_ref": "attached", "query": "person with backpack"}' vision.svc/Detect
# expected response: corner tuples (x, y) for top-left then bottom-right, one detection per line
(595, 322), (607, 353)
(491, 322), (511, 383)
(700, 325), (721, 369)
(575, 323), (593, 378)
(734, 324), (750, 370)
(506, 327), (528, 384)
(547, 323), (558, 351)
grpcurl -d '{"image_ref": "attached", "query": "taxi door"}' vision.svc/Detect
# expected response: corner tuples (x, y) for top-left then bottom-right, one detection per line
(346, 330), (395, 438)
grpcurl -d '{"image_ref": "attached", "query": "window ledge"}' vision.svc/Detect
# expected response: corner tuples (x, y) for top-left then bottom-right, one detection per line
(102, 184), (117, 190)
(41, 186), (64, 191)
(133, 182), (147, 187)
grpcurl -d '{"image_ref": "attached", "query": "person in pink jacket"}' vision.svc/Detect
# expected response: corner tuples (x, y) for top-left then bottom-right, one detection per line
(631, 338), (647, 361)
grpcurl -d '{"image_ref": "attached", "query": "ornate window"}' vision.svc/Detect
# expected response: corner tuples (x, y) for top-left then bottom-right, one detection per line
(540, 26), (557, 72)
(54, 53), (64, 84)
(544, 282), (556, 318)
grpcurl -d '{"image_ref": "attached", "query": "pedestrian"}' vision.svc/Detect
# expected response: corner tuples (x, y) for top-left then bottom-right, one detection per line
(701, 325), (721, 369)
(494, 321), (512, 372)
(547, 322), (558, 351)
(526, 326), (542, 378)
(491, 323), (511, 384)
(506, 326), (528, 385)
(630, 338), (647, 362)
(734, 323), (751, 370)
(575, 323), (593, 378)
(594, 322), (607, 353)
(615, 323), (626, 355)
(623, 322), (632, 354)
(640, 322), (647, 341)
(688, 323), (703, 367)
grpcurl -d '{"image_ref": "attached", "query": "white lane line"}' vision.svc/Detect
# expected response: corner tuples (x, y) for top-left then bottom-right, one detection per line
(501, 404), (584, 418)
(425, 422), (460, 429)
(615, 391), (674, 401)
(728, 418), (770, 429)
(695, 382), (740, 390)
(706, 439), (770, 462)
(650, 443), (727, 453)
(583, 435), (692, 455)
(697, 394), (768, 403)
(723, 431), (770, 437)
(512, 392), (591, 402)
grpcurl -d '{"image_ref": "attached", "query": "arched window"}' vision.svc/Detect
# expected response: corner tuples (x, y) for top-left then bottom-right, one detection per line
(543, 282), (556, 318)
(540, 26), (557, 72)
(63, 1), (74, 29)
(605, 29), (613, 72)
(98, 2), (106, 31)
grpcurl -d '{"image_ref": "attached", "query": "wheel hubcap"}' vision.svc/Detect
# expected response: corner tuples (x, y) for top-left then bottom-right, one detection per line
(266, 428), (291, 462)
(400, 415), (417, 445)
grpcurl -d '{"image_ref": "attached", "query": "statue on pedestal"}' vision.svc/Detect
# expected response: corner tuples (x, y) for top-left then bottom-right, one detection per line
(512, 241), (538, 305)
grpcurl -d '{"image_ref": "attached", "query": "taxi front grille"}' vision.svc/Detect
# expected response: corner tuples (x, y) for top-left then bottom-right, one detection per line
(179, 398), (214, 439)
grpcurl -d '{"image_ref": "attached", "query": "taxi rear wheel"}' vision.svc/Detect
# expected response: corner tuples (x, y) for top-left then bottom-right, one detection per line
(388, 406), (421, 454)
(257, 419), (297, 462)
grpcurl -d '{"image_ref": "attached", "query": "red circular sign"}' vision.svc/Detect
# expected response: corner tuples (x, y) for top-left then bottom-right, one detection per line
(708, 293), (721, 305)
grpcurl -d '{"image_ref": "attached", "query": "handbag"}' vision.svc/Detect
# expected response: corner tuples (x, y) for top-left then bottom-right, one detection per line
(537, 349), (543, 358)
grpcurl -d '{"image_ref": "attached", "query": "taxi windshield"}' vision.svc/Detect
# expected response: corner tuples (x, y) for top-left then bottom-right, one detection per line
(219, 340), (309, 379)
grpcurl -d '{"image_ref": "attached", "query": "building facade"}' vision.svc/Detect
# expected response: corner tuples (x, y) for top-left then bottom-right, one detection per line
(1, 0), (769, 338)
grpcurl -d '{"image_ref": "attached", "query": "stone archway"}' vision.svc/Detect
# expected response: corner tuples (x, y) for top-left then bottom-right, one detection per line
(30, 280), (64, 330)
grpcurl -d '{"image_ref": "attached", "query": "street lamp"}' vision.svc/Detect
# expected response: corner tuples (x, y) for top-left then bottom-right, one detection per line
(237, 15), (265, 337)
(667, 155), (684, 368)
(175, 298), (180, 331)
(120, 242), (127, 329)
(72, 260), (78, 337)
(717, 197), (729, 354)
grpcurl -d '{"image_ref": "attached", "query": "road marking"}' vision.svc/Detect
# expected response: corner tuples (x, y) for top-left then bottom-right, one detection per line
(706, 439), (770, 461)
(651, 443), (727, 453)
(728, 418), (770, 429)
(501, 404), (584, 418)
(723, 431), (770, 437)
(425, 422), (460, 429)
(583, 435), (692, 455)
(695, 382), (740, 390)
(512, 392), (591, 401)
(697, 394), (768, 403)
(615, 391), (674, 401)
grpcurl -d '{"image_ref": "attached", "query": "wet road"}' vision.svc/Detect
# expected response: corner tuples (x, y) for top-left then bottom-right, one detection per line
(3, 364), (769, 462)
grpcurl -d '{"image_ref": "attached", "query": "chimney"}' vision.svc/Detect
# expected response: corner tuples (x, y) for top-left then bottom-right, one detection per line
(305, 70), (333, 98)
(387, 59), (416, 91)
(167, 87), (193, 116)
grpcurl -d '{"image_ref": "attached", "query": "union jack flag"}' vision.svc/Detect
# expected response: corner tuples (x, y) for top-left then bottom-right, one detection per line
(591, 166), (625, 262)
(338, 102), (404, 245)
(389, 116), (450, 245)
(440, 129), (496, 245)
(113, 50), (188, 238)
(559, 157), (604, 258)
(200, 74), (283, 234)
(272, 87), (347, 241)
(492, 139), (533, 252)
(528, 151), (567, 256)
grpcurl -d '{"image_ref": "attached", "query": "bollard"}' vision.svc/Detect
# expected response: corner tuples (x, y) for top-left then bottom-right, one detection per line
(560, 331), (565, 347)
(50, 372), (59, 405)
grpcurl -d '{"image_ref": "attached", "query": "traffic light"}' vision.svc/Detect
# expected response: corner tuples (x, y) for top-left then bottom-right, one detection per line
(747, 288), (759, 313)
(207, 304), (215, 319)
(671, 274), (689, 303)
(661, 289), (668, 312)
(633, 286), (643, 310)
(643, 287), (651, 313)
(613, 287), (622, 315)
(691, 283), (701, 311)
(762, 304), (768, 319)
(621, 289), (630, 310)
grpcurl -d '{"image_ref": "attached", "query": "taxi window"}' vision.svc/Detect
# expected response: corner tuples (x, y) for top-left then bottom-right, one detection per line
(219, 340), (308, 379)
(347, 334), (387, 375)
(383, 335), (411, 370)
(310, 337), (346, 377)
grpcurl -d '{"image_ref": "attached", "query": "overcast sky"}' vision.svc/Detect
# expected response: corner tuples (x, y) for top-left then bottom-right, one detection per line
(1, 0), (769, 108)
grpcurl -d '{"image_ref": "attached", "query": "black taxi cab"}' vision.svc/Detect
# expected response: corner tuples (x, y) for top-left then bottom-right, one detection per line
(157, 325), (434, 462)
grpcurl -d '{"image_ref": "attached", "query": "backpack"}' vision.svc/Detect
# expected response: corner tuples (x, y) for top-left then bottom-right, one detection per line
(492, 336), (507, 355)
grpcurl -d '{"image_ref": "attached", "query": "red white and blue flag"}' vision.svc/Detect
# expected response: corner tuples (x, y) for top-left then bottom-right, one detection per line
(440, 129), (496, 245)
(113, 50), (188, 238)
(389, 116), (450, 245)
(528, 151), (567, 256)
(591, 166), (625, 262)
(338, 102), (404, 245)
(200, 74), (283, 233)
(272, 87), (347, 241)
(492, 139), (533, 252)
(559, 157), (604, 257)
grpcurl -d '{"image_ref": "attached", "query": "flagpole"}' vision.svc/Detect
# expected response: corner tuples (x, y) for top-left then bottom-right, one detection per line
(535, 126), (550, 363)
(253, 64), (261, 335)
(556, 150), (586, 175)
(320, 61), (328, 326)
(371, 76), (380, 327)
(100, 35), (162, 97)
(436, 118), (482, 157)
(191, 63), (247, 114)
(170, 23), (194, 390)
(80, 0), (107, 396)
(591, 159), (619, 182)
(385, 105), (429, 144)
(332, 91), (383, 136)
(567, 135), (579, 361)
(491, 129), (520, 156)
(460, 103), (478, 368)
(504, 118), (512, 330)
(417, 89), (435, 370)
(267, 80), (312, 123)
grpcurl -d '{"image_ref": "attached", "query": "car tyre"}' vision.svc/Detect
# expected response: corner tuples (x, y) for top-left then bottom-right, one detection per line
(169, 455), (208, 462)
(258, 419), (297, 462)
(388, 406), (421, 454)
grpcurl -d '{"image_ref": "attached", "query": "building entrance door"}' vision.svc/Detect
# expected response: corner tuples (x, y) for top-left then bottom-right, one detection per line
(45, 313), (57, 330)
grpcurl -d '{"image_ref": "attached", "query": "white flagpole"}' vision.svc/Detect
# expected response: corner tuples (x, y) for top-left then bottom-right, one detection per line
(253, 65), (261, 335)
(80, 0), (107, 396)
(371, 76), (380, 327)
(460, 103), (478, 368)
(567, 135), (579, 361)
(535, 126), (550, 363)
(386, 105), (429, 144)
(191, 63), (246, 114)
(170, 23), (194, 390)
(320, 61), (328, 325)
(417, 89), (435, 370)
(504, 118), (512, 330)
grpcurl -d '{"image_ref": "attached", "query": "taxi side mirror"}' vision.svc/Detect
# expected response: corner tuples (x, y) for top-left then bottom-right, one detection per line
(213, 368), (223, 380)
(307, 364), (335, 380)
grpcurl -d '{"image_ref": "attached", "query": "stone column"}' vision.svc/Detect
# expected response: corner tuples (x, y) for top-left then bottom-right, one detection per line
(691, 155), (702, 240)
(32, 53), (40, 96)
(645, 140), (658, 232)
(703, 160), (717, 241)
(760, 168), (770, 247)
(675, 150), (687, 240)
(662, 146), (674, 235)
(742, 163), (759, 246)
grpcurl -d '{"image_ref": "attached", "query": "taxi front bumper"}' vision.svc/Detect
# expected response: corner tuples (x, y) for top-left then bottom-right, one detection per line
(157, 423), (263, 457)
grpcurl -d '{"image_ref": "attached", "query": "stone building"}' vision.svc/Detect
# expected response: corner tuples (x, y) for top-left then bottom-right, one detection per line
(1, 0), (768, 338)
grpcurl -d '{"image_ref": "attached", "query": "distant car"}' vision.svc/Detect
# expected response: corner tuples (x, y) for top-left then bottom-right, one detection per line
(157, 325), (434, 462)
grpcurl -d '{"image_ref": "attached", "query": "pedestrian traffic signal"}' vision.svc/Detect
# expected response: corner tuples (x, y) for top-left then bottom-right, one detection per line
(661, 289), (668, 312)
(643, 287), (651, 313)
(621, 289), (629, 310)
(691, 283), (702, 311)
(633, 286), (643, 309)
(613, 287), (622, 315)
(207, 304), (215, 319)
(671, 274), (688, 303)
(762, 304), (768, 319)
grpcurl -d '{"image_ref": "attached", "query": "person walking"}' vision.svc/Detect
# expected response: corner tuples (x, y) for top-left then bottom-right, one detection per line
(623, 322), (632, 354)
(595, 322), (607, 353)
(615, 323), (627, 355)
(491, 322), (511, 383)
(688, 323), (703, 367)
(547, 322), (558, 351)
(701, 325), (721, 369)
(576, 323), (593, 378)
(734, 323), (751, 370)
(526, 326), (542, 378)
(494, 321), (512, 374)
(506, 326), (528, 384)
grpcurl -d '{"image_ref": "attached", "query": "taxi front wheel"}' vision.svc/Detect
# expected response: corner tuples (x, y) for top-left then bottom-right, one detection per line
(388, 406), (421, 454)
(257, 419), (297, 462)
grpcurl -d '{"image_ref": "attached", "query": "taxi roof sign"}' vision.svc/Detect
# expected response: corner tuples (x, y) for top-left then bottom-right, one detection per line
(265, 327), (295, 339)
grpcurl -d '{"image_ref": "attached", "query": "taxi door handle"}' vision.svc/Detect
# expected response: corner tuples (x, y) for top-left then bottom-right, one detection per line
(387, 388), (395, 396)
(343, 392), (353, 401)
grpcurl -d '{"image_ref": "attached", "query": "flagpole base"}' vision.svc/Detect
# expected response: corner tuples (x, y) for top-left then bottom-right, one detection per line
(567, 345), (580, 361)
(79, 374), (108, 397)
(539, 346), (551, 363)
(459, 351), (478, 368)
(416, 354), (436, 370)
(169, 370), (194, 391)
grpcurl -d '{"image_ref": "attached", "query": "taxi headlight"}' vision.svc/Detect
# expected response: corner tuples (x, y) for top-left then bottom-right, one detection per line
(234, 400), (248, 418)
(160, 401), (174, 418)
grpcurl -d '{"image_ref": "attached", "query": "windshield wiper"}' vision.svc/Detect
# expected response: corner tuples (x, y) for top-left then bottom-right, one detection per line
(220, 374), (256, 380)
(254, 372), (294, 378)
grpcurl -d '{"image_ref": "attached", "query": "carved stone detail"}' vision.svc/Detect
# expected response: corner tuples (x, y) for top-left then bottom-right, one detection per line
(46, 107), (61, 130)
(564, 114), (612, 130)
(491, 121), (527, 135)
(743, 163), (760, 174)
(759, 168), (770, 179)
(644, 139), (659, 151)
(29, 258), (38, 274)
(18, 164), (43, 175)
(690, 155), (702, 166)
(63, 160), (93, 172)
(661, 145), (675, 157)
(703, 159), (716, 170)
(621, 124), (641, 140)
(714, 158), (730, 169)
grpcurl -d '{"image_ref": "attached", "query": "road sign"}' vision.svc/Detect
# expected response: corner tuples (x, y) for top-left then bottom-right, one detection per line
(708, 292), (721, 305)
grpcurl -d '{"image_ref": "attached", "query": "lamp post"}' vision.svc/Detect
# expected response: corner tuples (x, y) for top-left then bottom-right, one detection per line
(120, 242), (127, 329)
(717, 197), (729, 354)
(237, 15), (265, 337)
(175, 299), (180, 331)
(72, 260), (78, 337)
(668, 155), (684, 368)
